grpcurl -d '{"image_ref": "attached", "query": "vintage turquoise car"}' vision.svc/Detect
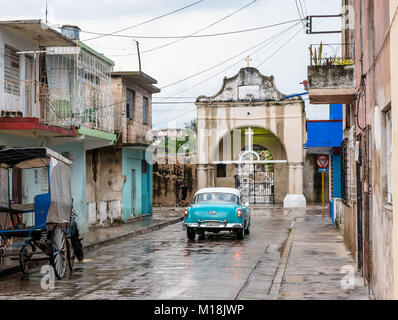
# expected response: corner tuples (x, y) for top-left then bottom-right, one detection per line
(183, 188), (250, 240)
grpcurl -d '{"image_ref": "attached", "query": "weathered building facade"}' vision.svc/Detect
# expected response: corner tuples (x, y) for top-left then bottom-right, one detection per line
(0, 21), (116, 232)
(307, 0), (398, 299)
(86, 71), (159, 224)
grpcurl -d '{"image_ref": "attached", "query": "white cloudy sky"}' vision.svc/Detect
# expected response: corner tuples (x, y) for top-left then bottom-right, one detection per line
(2, 0), (342, 128)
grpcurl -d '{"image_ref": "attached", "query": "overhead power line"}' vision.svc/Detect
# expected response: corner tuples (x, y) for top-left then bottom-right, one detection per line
(301, 0), (309, 16)
(256, 24), (306, 68)
(110, 0), (259, 57)
(159, 21), (301, 90)
(74, 21), (301, 119)
(152, 23), (304, 127)
(295, 0), (307, 29)
(160, 22), (302, 100)
(79, 19), (302, 40)
(82, 0), (207, 42)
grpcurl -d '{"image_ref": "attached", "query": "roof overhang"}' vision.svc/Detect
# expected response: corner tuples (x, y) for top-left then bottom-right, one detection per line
(305, 147), (333, 155)
(112, 71), (160, 93)
(0, 147), (72, 167)
(0, 117), (75, 138)
(0, 20), (76, 47)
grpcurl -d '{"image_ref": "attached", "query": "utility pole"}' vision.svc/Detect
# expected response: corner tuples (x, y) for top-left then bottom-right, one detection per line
(133, 40), (142, 72)
(45, 0), (48, 24)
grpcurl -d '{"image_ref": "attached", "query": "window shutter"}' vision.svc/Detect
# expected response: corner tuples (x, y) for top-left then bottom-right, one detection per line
(4, 45), (20, 96)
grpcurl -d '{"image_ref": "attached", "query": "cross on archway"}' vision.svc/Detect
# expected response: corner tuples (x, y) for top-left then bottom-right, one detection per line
(245, 56), (252, 67)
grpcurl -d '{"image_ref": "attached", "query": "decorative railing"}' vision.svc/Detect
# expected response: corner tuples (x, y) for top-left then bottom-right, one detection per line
(0, 80), (114, 133)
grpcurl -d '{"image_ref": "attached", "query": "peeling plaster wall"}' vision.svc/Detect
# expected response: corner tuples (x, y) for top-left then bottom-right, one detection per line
(196, 102), (305, 200)
(152, 163), (197, 207)
(390, 0), (398, 300)
(86, 147), (124, 226)
(350, 0), (393, 299)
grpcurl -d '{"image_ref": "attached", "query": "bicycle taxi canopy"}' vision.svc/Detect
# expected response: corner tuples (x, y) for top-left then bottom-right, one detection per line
(0, 147), (73, 231)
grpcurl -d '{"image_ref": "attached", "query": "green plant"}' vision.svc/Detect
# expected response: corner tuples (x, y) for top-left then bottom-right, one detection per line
(311, 42), (323, 66)
(333, 57), (354, 65)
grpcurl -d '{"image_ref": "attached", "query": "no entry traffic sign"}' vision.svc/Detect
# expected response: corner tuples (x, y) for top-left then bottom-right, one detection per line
(316, 155), (329, 169)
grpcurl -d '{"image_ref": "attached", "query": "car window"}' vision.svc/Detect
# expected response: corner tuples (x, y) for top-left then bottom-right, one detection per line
(195, 193), (239, 204)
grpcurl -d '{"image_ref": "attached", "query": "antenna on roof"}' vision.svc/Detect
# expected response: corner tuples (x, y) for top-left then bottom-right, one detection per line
(45, 0), (48, 24)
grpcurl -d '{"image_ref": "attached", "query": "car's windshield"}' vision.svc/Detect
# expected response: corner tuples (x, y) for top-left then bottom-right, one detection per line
(194, 193), (239, 204)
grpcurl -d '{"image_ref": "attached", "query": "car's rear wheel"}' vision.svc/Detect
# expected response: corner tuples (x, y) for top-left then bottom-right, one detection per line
(187, 228), (196, 240)
(245, 222), (250, 235)
(236, 228), (245, 240)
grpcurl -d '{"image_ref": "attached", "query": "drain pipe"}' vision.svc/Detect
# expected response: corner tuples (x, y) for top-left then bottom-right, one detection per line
(285, 92), (308, 99)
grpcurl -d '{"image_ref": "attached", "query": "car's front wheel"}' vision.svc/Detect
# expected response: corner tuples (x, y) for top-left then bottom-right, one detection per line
(236, 228), (245, 240)
(187, 227), (196, 240)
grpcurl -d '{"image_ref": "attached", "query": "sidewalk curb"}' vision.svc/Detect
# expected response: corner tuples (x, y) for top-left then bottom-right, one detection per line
(0, 217), (184, 278)
(84, 216), (184, 252)
(268, 219), (295, 300)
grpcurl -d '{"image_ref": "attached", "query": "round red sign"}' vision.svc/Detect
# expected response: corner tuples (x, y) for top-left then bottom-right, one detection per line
(316, 155), (329, 169)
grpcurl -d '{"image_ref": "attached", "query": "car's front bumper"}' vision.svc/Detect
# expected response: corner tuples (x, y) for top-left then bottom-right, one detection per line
(183, 221), (244, 229)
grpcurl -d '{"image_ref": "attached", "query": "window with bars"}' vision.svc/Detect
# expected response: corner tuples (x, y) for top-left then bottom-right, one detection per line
(341, 138), (350, 205)
(126, 88), (135, 120)
(341, 139), (357, 205)
(143, 97), (149, 125)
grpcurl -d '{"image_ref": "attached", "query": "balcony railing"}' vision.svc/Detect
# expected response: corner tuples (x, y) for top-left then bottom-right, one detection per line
(309, 43), (355, 66)
(1, 80), (114, 133)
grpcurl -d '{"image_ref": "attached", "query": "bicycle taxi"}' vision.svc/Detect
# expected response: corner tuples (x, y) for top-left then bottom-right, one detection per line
(0, 147), (83, 279)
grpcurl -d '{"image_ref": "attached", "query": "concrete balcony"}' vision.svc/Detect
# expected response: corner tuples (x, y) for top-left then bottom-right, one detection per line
(0, 80), (75, 137)
(0, 80), (114, 138)
(308, 65), (355, 104)
(307, 43), (355, 105)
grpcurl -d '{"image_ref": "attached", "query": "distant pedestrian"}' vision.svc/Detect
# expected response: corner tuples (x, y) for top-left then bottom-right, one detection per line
(179, 184), (188, 207)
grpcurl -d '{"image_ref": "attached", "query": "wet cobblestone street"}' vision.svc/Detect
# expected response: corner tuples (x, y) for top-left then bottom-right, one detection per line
(0, 207), (372, 300)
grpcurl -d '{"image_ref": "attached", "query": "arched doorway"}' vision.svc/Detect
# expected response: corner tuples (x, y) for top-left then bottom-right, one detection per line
(196, 67), (307, 207)
(213, 126), (287, 204)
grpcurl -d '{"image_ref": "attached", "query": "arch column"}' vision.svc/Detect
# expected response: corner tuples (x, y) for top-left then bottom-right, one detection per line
(197, 164), (215, 189)
(283, 162), (306, 207)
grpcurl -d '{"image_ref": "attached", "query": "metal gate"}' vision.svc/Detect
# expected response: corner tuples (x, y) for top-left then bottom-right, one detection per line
(235, 163), (274, 204)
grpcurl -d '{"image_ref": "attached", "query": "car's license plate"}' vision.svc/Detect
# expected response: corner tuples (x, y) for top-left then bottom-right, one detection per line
(206, 222), (221, 227)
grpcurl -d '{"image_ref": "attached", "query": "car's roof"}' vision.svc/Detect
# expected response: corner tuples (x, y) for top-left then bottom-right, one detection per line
(194, 187), (241, 197)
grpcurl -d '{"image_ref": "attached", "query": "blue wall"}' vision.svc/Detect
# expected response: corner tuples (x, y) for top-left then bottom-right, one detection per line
(329, 152), (342, 223)
(306, 121), (343, 148)
(53, 142), (88, 231)
(330, 104), (343, 120)
(122, 148), (152, 221)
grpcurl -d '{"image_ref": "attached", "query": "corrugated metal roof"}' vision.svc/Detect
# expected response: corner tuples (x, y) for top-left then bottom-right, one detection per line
(111, 71), (160, 93)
